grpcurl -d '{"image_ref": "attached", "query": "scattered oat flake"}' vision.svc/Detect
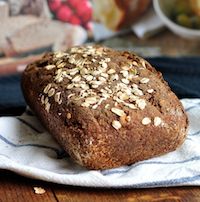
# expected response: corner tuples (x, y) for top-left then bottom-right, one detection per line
(67, 113), (72, 119)
(45, 102), (50, 112)
(57, 62), (65, 68)
(67, 83), (74, 89)
(132, 84), (138, 89)
(141, 60), (146, 68)
(34, 187), (46, 194)
(140, 78), (150, 84)
(41, 95), (45, 104)
(43, 83), (52, 94)
(111, 74), (119, 81)
(68, 68), (79, 76)
(45, 64), (55, 70)
(132, 61), (138, 66)
(118, 92), (129, 101)
(92, 84), (99, 89)
(122, 66), (130, 70)
(101, 72), (109, 78)
(112, 120), (122, 130)
(124, 103), (137, 109)
(111, 107), (126, 117)
(107, 69), (116, 74)
(55, 92), (61, 103)
(102, 62), (108, 69)
(120, 70), (129, 77)
(44, 97), (49, 104)
(98, 76), (106, 82)
(142, 117), (151, 125)
(85, 97), (97, 104)
(147, 89), (154, 93)
(48, 88), (55, 97)
(68, 93), (75, 99)
(56, 60), (63, 66)
(72, 75), (81, 82)
(132, 88), (143, 96)
(114, 102), (118, 107)
(55, 52), (67, 58)
(84, 75), (93, 81)
(105, 104), (110, 109)
(68, 57), (76, 64)
(92, 104), (98, 109)
(126, 116), (131, 122)
(121, 78), (129, 85)
(105, 58), (111, 62)
(81, 102), (90, 107)
(80, 68), (88, 75)
(136, 99), (146, 110)
(130, 68), (137, 76)
(154, 117), (162, 126)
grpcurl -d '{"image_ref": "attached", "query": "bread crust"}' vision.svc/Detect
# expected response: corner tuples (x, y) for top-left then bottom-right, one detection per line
(21, 45), (188, 170)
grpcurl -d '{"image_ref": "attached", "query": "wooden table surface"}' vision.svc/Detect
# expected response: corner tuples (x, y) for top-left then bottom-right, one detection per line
(1, 170), (200, 202)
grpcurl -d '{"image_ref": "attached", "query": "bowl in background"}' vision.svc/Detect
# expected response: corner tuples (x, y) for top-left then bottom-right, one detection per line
(153, 0), (200, 39)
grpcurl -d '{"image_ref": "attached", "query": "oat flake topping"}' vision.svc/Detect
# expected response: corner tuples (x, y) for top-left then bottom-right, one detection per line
(40, 45), (156, 130)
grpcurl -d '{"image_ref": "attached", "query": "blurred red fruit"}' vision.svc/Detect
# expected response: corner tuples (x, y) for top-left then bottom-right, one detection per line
(76, 1), (90, 16)
(67, 0), (80, 7)
(56, 5), (72, 21)
(48, 0), (61, 12)
(48, 0), (92, 29)
(81, 6), (92, 23)
(70, 15), (81, 25)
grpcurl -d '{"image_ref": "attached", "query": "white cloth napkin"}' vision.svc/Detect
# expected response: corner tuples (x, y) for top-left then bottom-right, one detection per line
(0, 99), (200, 188)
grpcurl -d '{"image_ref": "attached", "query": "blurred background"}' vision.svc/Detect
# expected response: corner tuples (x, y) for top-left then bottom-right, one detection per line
(0, 0), (200, 75)
(0, 0), (200, 116)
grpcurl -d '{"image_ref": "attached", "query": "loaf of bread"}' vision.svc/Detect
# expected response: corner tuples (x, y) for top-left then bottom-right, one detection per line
(21, 45), (188, 170)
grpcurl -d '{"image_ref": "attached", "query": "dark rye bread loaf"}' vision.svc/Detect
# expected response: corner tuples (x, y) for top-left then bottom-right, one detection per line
(21, 45), (188, 170)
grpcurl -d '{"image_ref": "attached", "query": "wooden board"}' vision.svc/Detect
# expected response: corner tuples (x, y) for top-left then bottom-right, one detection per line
(1, 170), (200, 202)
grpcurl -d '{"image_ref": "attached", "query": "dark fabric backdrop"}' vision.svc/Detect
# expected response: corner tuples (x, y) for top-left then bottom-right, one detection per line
(0, 57), (200, 115)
